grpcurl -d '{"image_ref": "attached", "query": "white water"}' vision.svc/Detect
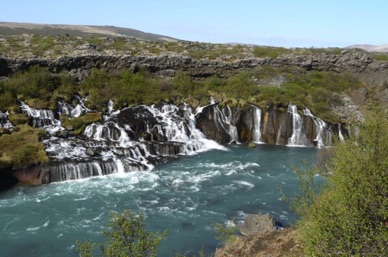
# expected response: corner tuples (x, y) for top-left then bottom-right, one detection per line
(0, 145), (321, 257)
(338, 123), (345, 142)
(252, 106), (262, 143)
(287, 104), (306, 146)
(222, 105), (239, 143)
(303, 108), (327, 148)
(43, 103), (226, 182)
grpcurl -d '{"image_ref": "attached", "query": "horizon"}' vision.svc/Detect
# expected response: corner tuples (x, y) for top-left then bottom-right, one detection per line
(2, 0), (388, 48)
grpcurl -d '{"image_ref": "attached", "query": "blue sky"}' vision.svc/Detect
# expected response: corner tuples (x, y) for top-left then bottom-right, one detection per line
(2, 0), (387, 47)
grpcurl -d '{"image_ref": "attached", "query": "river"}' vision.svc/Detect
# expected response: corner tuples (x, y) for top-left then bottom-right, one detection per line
(0, 144), (319, 256)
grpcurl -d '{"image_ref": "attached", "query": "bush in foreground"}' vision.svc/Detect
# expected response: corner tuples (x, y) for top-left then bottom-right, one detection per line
(77, 210), (166, 257)
(294, 112), (388, 256)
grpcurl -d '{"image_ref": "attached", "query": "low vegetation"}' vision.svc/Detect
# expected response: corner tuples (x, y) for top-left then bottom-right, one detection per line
(291, 112), (388, 256)
(0, 65), (361, 123)
(0, 125), (48, 169)
(0, 34), (354, 61)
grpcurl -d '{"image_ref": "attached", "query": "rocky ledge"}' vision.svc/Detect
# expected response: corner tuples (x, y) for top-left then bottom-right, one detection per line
(1, 48), (388, 80)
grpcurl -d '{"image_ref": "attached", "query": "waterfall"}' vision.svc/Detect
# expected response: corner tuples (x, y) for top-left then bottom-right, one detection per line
(0, 110), (14, 129)
(287, 104), (306, 146)
(19, 101), (62, 134)
(252, 106), (262, 143)
(15, 99), (339, 184)
(223, 105), (239, 143)
(338, 123), (345, 142)
(48, 160), (144, 182)
(107, 99), (114, 114)
(84, 122), (132, 147)
(303, 108), (330, 148)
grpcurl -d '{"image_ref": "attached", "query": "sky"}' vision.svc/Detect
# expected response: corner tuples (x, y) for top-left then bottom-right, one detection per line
(2, 0), (388, 48)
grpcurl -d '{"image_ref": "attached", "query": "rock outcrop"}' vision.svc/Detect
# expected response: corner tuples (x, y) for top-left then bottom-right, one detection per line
(1, 49), (386, 80)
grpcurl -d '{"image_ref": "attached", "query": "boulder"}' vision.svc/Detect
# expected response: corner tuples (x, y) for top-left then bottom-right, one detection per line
(240, 214), (276, 236)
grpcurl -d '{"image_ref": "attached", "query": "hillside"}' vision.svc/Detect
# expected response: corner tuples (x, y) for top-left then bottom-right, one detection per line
(0, 21), (178, 41)
(347, 43), (388, 53)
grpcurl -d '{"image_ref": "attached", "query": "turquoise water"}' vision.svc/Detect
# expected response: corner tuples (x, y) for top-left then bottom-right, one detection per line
(0, 144), (318, 256)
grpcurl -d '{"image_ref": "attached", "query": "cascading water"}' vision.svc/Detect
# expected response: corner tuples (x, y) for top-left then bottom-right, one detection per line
(0, 110), (14, 129)
(252, 106), (262, 143)
(8, 98), (340, 184)
(338, 123), (345, 142)
(19, 101), (62, 134)
(39, 101), (226, 182)
(222, 105), (239, 143)
(303, 108), (332, 148)
(287, 104), (307, 146)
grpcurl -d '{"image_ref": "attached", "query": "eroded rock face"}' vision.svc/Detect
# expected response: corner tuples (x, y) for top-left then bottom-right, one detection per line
(118, 106), (158, 140)
(330, 93), (365, 124)
(196, 104), (340, 147)
(195, 104), (232, 145)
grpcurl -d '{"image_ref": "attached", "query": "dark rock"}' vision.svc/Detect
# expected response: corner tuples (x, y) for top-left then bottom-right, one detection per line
(195, 104), (231, 144)
(1, 48), (385, 80)
(0, 169), (19, 192)
(118, 106), (158, 139)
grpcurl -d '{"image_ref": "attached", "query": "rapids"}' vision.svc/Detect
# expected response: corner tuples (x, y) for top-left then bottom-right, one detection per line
(0, 144), (320, 257)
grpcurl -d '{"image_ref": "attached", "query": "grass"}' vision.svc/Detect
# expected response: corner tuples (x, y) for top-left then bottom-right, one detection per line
(0, 125), (48, 169)
(372, 52), (388, 61)
(0, 34), (353, 61)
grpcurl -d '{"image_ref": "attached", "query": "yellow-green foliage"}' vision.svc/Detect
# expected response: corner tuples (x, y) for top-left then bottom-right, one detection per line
(372, 52), (388, 61)
(294, 112), (388, 256)
(253, 46), (288, 58)
(30, 34), (55, 56)
(0, 66), (53, 107)
(0, 125), (48, 168)
(80, 69), (160, 109)
(61, 112), (102, 134)
(253, 70), (362, 122)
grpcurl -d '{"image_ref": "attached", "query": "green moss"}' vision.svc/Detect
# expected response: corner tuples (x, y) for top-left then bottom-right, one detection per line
(61, 112), (102, 134)
(0, 125), (48, 169)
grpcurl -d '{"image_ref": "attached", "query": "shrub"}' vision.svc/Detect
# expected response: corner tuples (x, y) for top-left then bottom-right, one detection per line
(77, 210), (166, 257)
(294, 112), (388, 256)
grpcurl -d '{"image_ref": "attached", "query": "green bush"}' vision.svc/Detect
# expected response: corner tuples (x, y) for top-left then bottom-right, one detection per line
(77, 210), (166, 257)
(294, 112), (388, 256)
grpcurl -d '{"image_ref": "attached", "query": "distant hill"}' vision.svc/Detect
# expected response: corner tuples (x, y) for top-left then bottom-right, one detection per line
(347, 44), (388, 53)
(0, 21), (178, 42)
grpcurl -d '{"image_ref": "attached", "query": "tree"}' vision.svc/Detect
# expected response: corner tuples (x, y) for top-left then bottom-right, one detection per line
(77, 210), (166, 257)
(294, 112), (388, 256)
